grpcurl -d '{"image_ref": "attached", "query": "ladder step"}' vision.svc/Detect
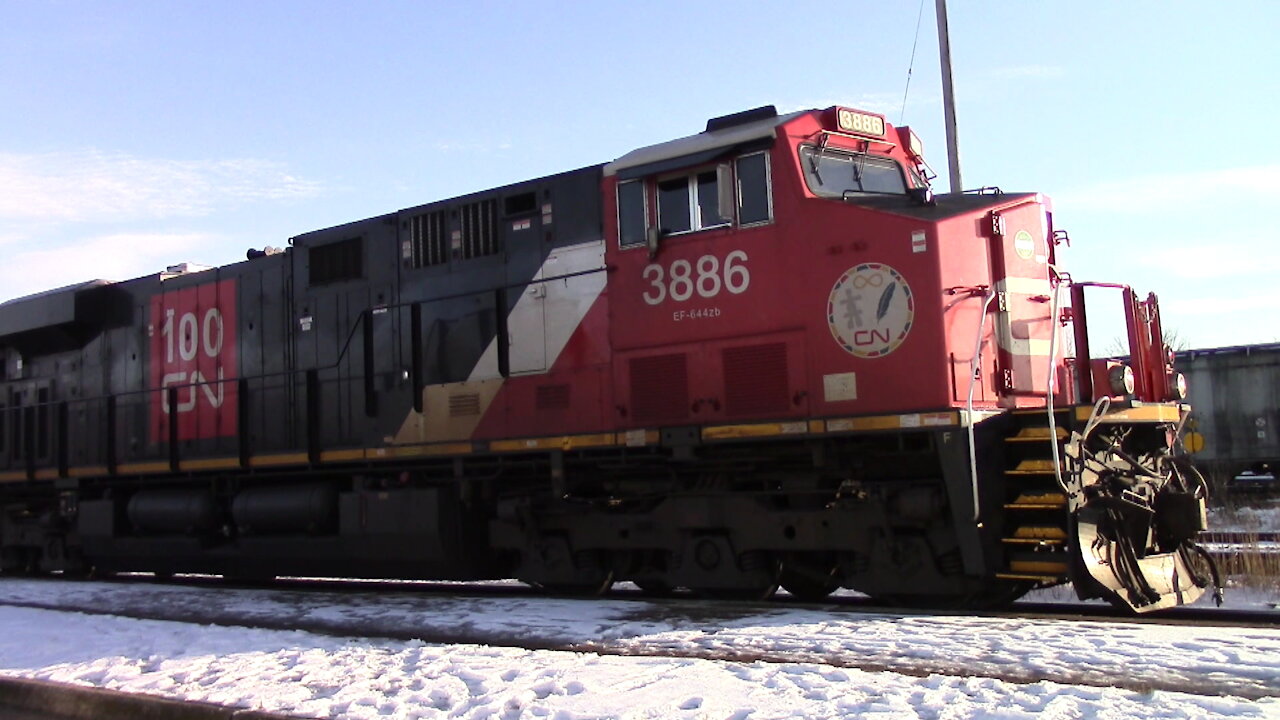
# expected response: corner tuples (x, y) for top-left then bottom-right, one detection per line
(1007, 559), (1069, 575)
(1005, 426), (1068, 443)
(1004, 492), (1067, 509)
(1005, 458), (1061, 475)
(995, 572), (1065, 583)
(1010, 525), (1068, 540)
(1002, 537), (1065, 546)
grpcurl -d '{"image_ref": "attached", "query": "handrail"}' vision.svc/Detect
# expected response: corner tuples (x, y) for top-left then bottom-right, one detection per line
(1046, 267), (1068, 494)
(1064, 280), (1169, 403)
(965, 286), (997, 522)
(1, 264), (610, 472)
(14, 264), (611, 408)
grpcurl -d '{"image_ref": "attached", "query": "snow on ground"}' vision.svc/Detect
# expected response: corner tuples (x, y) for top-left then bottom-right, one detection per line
(1209, 498), (1280, 533)
(1, 579), (1279, 718)
(1, 605), (1277, 720)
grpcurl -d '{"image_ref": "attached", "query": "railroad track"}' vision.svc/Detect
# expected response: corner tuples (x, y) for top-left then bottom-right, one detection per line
(5, 573), (1278, 628)
(1, 576), (1277, 702)
(1201, 531), (1280, 543)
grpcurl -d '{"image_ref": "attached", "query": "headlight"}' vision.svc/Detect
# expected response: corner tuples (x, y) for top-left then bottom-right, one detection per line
(1108, 365), (1136, 395)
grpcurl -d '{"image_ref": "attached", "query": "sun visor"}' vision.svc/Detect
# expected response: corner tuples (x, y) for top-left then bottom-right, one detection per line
(605, 110), (802, 180)
(614, 147), (727, 181)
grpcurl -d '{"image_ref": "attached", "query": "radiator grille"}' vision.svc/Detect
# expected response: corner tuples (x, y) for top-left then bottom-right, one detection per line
(535, 384), (571, 411)
(448, 393), (481, 417)
(460, 199), (500, 259)
(409, 210), (449, 268)
(722, 342), (789, 416)
(309, 236), (363, 286)
(630, 354), (688, 423)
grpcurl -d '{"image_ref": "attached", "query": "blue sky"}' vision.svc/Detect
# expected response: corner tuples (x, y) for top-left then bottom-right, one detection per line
(2, 1), (1276, 349)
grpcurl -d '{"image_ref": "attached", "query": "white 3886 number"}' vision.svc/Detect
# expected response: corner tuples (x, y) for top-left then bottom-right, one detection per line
(641, 250), (750, 305)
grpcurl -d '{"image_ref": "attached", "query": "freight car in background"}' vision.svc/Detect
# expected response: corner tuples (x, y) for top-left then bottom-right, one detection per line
(1179, 343), (1280, 491)
(0, 104), (1218, 612)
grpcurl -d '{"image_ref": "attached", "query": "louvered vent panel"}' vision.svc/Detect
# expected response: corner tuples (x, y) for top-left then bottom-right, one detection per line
(309, 236), (363, 286)
(535, 384), (571, 411)
(461, 198), (499, 259)
(722, 342), (789, 416)
(630, 354), (688, 423)
(410, 210), (449, 268)
(448, 393), (481, 417)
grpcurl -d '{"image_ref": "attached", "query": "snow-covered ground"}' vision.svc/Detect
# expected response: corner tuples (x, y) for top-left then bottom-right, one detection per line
(1, 578), (1278, 719)
(1209, 497), (1280, 533)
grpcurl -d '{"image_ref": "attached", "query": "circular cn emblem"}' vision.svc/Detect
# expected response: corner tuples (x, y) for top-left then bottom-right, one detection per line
(827, 263), (914, 358)
(1013, 230), (1035, 261)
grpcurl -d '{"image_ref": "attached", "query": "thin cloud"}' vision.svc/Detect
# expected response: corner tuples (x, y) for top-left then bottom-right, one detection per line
(0, 232), (213, 301)
(0, 151), (321, 223)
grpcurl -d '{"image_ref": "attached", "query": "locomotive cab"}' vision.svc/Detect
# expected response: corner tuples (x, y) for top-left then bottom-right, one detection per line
(600, 105), (1215, 610)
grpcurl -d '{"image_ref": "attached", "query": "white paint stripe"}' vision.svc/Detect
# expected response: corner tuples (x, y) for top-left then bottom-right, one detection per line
(468, 239), (607, 381)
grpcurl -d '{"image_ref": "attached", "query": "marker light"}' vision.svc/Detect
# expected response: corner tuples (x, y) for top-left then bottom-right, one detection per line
(1170, 372), (1189, 400)
(1109, 365), (1136, 395)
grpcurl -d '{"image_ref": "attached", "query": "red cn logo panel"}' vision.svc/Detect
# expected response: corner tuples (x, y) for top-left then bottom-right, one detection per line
(148, 278), (238, 442)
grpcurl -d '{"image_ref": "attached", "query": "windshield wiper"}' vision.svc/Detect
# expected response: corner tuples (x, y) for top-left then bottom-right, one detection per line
(852, 152), (868, 192)
(808, 150), (824, 185)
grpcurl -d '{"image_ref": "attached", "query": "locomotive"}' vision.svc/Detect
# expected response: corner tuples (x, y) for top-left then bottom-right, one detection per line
(0, 105), (1218, 612)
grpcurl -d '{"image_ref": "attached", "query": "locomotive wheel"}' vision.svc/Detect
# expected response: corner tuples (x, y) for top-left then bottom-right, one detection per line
(0, 548), (37, 576)
(541, 570), (616, 597)
(779, 565), (840, 602)
(632, 578), (675, 597)
(693, 581), (779, 602)
(686, 545), (779, 600)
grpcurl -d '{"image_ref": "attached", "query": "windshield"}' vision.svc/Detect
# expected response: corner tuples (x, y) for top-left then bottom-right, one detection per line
(799, 145), (908, 199)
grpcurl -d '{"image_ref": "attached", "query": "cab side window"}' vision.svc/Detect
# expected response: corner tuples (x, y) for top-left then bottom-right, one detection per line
(618, 180), (647, 247)
(616, 150), (773, 249)
(736, 152), (771, 226)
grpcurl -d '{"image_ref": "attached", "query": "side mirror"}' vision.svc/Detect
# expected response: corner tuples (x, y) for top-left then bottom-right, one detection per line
(716, 163), (735, 223)
(646, 226), (661, 259)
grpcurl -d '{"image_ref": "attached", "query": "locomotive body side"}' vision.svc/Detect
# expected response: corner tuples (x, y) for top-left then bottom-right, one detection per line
(0, 105), (1215, 611)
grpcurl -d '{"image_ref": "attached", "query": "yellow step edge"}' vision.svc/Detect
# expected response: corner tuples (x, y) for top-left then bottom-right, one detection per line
(1001, 537), (1066, 545)
(1008, 560), (1069, 575)
(996, 572), (1065, 583)
(1005, 427), (1067, 442)
(1011, 526), (1068, 540)
(1009, 491), (1067, 504)
(1013, 458), (1060, 473)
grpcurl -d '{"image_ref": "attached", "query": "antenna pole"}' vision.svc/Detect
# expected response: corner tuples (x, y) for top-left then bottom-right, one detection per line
(935, 0), (962, 192)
